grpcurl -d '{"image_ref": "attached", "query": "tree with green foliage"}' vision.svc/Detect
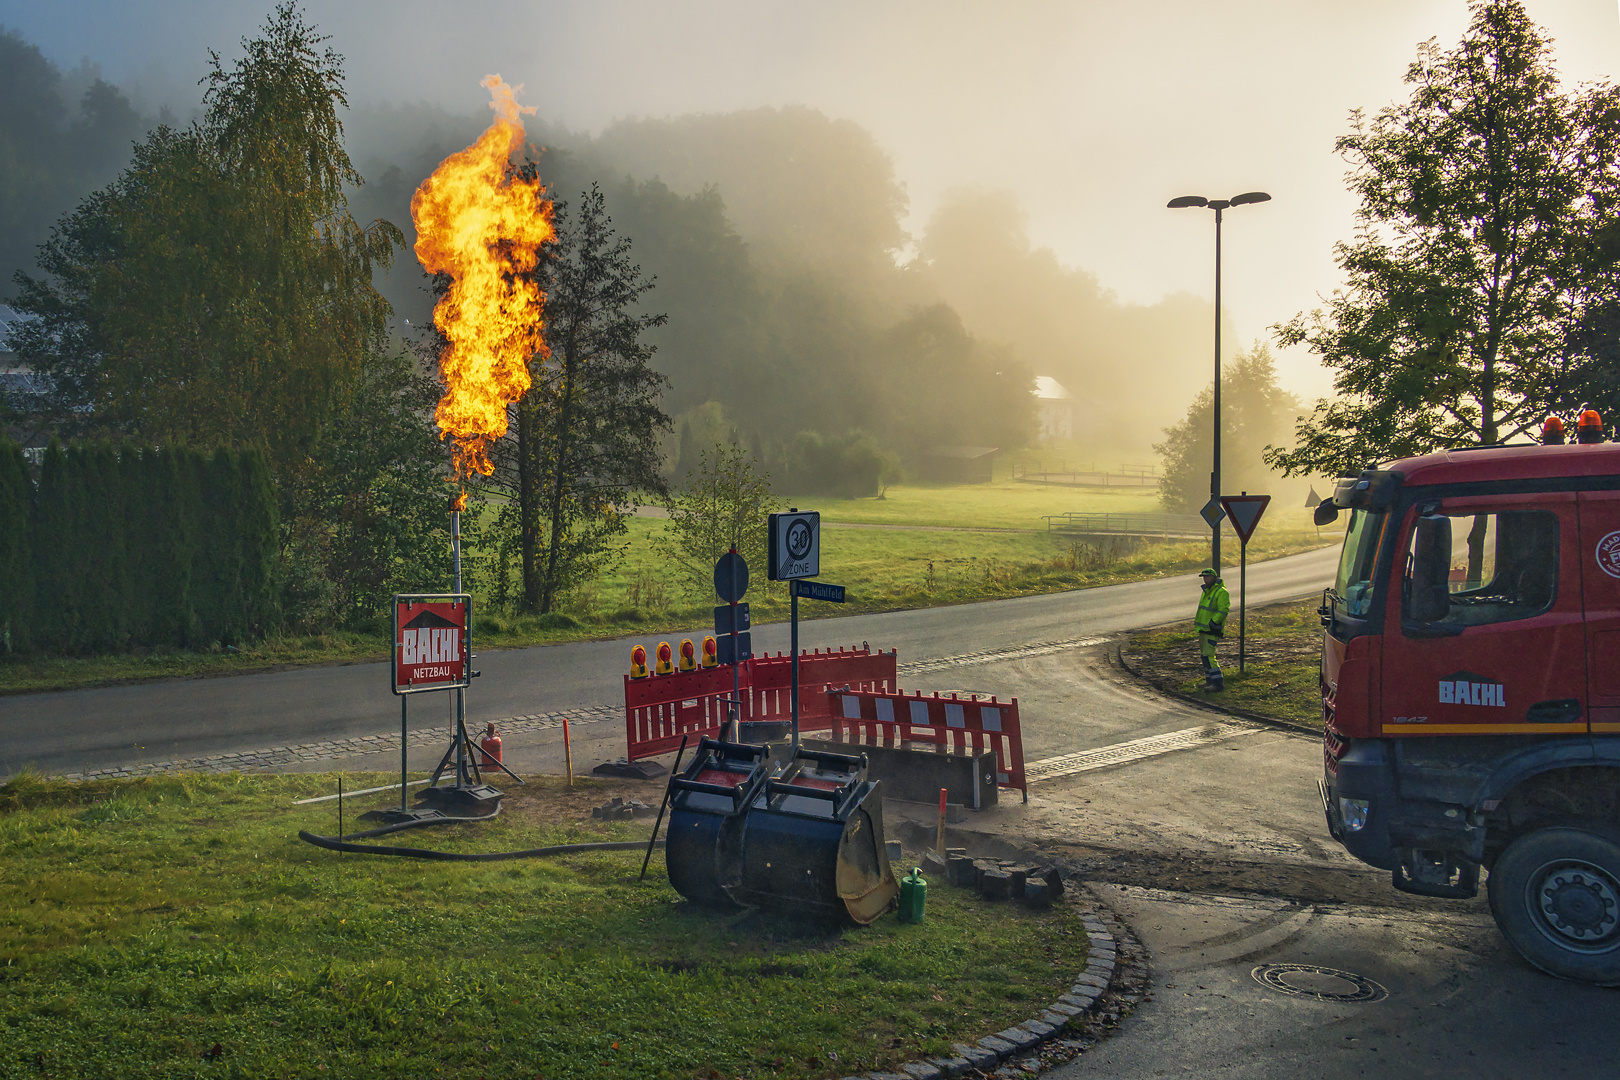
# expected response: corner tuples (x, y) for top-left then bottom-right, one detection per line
(1155, 344), (1301, 514)
(1268, 0), (1620, 477)
(491, 184), (671, 614)
(657, 443), (781, 599)
(11, 3), (401, 482)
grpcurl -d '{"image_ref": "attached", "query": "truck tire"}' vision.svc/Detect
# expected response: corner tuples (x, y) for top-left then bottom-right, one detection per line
(1487, 825), (1620, 986)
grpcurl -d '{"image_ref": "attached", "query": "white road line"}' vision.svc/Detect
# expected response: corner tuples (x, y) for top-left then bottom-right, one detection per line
(1026, 722), (1264, 781)
(897, 636), (1108, 676)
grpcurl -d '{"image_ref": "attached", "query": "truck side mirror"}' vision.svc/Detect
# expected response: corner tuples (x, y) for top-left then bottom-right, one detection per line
(1314, 501), (1340, 526)
(1408, 514), (1452, 623)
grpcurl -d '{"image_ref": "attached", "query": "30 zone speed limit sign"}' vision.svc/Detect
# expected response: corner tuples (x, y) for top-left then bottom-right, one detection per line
(768, 510), (820, 581)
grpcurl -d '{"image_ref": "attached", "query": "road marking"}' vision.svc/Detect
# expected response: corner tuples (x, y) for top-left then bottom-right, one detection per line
(898, 636), (1108, 676)
(1026, 722), (1264, 781)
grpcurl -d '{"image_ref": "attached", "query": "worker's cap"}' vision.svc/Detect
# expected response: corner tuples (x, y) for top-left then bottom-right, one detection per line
(1199, 567), (1217, 576)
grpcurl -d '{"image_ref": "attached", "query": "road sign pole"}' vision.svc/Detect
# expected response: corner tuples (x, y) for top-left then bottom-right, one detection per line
(400, 695), (408, 812)
(1239, 537), (1248, 674)
(730, 547), (741, 740)
(790, 587), (800, 751)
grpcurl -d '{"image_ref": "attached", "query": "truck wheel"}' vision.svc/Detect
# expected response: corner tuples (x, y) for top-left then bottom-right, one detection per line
(1487, 825), (1620, 986)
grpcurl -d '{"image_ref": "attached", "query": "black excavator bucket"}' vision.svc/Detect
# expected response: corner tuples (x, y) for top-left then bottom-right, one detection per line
(664, 738), (778, 906)
(734, 747), (899, 924)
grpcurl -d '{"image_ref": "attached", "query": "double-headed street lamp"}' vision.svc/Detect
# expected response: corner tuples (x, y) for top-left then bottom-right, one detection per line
(1168, 190), (1271, 577)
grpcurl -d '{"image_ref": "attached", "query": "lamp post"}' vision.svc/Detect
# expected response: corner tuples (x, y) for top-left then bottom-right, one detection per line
(1168, 190), (1271, 577)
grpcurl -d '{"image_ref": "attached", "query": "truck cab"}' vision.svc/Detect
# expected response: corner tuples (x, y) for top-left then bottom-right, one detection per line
(1316, 442), (1620, 985)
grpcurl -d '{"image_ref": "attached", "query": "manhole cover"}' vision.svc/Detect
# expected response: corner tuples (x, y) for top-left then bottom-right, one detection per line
(1251, 964), (1387, 1003)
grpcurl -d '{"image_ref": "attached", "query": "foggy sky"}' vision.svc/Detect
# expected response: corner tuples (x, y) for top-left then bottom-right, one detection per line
(5, 0), (1620, 403)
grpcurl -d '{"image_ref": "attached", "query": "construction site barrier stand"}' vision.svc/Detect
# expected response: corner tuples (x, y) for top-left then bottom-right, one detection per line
(825, 688), (1028, 800)
(623, 646), (898, 761)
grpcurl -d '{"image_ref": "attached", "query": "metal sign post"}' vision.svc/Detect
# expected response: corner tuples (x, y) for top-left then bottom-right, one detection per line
(1219, 493), (1271, 674)
(768, 510), (821, 750)
(714, 548), (750, 739)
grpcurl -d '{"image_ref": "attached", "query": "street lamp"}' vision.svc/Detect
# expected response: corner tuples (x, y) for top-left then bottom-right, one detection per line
(1168, 190), (1271, 577)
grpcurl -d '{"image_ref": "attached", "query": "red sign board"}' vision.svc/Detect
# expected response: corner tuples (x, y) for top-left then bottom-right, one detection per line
(392, 593), (472, 695)
(1219, 494), (1272, 545)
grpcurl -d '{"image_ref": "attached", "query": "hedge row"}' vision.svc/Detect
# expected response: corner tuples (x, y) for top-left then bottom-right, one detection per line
(0, 439), (279, 655)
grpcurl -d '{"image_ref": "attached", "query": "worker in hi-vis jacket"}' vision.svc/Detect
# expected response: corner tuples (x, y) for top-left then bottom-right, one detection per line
(1195, 568), (1230, 691)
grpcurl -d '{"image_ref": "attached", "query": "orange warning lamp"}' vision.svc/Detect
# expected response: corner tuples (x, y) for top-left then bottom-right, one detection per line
(701, 635), (718, 668)
(1579, 409), (1604, 444)
(655, 641), (674, 675)
(630, 644), (648, 679)
(1541, 416), (1566, 445)
(679, 638), (697, 672)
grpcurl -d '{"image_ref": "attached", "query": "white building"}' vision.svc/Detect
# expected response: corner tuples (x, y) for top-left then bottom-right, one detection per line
(1033, 375), (1074, 443)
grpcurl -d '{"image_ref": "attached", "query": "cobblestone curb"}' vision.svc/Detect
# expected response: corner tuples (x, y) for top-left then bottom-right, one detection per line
(55, 705), (622, 781)
(846, 886), (1149, 1080)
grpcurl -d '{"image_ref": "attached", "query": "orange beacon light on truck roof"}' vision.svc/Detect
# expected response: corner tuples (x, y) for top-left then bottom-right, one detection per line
(1578, 409), (1604, 444)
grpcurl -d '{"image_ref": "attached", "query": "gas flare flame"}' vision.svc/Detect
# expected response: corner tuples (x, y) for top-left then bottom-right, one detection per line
(411, 75), (554, 479)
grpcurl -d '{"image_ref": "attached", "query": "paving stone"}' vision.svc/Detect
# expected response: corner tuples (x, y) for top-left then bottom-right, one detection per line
(899, 1062), (943, 1080)
(1046, 1001), (1083, 1018)
(927, 1056), (971, 1078)
(1019, 1018), (1058, 1039)
(1015, 1057), (1043, 1074)
(1042, 1011), (1075, 1028)
(952, 1043), (998, 1071)
(865, 1072), (910, 1080)
(1059, 992), (1096, 1009)
(977, 1035), (1018, 1059)
(1074, 971), (1109, 989)
(995, 1027), (1041, 1053)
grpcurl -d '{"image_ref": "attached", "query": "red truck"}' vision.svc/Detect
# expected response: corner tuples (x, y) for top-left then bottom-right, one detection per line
(1316, 440), (1620, 984)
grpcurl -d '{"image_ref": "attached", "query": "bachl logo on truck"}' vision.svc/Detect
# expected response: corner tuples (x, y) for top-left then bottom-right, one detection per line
(1438, 671), (1506, 707)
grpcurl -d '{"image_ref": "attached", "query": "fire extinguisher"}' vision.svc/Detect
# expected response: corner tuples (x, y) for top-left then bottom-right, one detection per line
(479, 722), (502, 767)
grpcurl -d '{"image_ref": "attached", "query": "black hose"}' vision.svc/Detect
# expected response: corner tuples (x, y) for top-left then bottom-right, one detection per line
(297, 832), (664, 862)
(335, 804), (502, 840)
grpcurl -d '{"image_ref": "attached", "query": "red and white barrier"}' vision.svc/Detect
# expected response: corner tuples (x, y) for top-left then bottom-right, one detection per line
(825, 688), (1027, 798)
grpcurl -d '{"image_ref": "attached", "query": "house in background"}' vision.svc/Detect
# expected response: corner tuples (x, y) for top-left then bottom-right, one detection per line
(1033, 376), (1074, 443)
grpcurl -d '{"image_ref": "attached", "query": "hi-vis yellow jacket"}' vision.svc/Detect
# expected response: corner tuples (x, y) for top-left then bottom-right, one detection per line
(1195, 580), (1230, 635)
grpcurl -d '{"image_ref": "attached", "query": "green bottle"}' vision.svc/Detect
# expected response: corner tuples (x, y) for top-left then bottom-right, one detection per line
(899, 867), (927, 924)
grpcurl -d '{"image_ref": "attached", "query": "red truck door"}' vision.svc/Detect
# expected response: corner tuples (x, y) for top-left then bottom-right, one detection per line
(1577, 491), (1620, 733)
(1381, 494), (1586, 735)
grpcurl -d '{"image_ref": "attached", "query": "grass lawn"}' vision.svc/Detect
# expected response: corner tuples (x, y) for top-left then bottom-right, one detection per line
(0, 481), (1340, 696)
(0, 772), (1088, 1080)
(1126, 598), (1325, 729)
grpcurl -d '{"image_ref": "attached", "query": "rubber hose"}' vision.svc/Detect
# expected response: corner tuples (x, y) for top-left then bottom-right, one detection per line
(297, 832), (664, 861)
(335, 803), (502, 840)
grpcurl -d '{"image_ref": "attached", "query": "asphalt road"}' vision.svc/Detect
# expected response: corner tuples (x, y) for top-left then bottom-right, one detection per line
(0, 545), (1340, 778)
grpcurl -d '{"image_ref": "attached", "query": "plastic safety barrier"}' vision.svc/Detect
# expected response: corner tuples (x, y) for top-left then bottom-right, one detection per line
(624, 664), (748, 760)
(824, 688), (1027, 798)
(623, 645), (897, 761)
(746, 646), (898, 730)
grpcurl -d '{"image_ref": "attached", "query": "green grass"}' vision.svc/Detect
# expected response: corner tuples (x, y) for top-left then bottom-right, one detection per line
(0, 771), (1088, 1079)
(0, 482), (1340, 696)
(788, 479), (1163, 529)
(1129, 598), (1325, 727)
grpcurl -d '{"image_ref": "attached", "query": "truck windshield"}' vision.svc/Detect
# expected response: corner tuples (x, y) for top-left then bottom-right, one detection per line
(1334, 509), (1386, 616)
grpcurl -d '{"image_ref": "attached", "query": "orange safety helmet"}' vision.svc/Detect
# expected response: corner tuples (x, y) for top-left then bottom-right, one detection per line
(1579, 409), (1605, 444)
(1541, 415), (1566, 445)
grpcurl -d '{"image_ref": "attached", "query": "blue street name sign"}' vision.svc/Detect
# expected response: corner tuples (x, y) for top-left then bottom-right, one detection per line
(793, 580), (846, 604)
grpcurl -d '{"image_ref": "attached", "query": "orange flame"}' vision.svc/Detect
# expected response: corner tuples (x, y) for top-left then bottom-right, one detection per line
(411, 75), (554, 478)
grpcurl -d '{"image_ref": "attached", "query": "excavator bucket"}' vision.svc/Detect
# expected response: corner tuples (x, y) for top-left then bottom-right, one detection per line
(735, 747), (899, 924)
(664, 738), (777, 906)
